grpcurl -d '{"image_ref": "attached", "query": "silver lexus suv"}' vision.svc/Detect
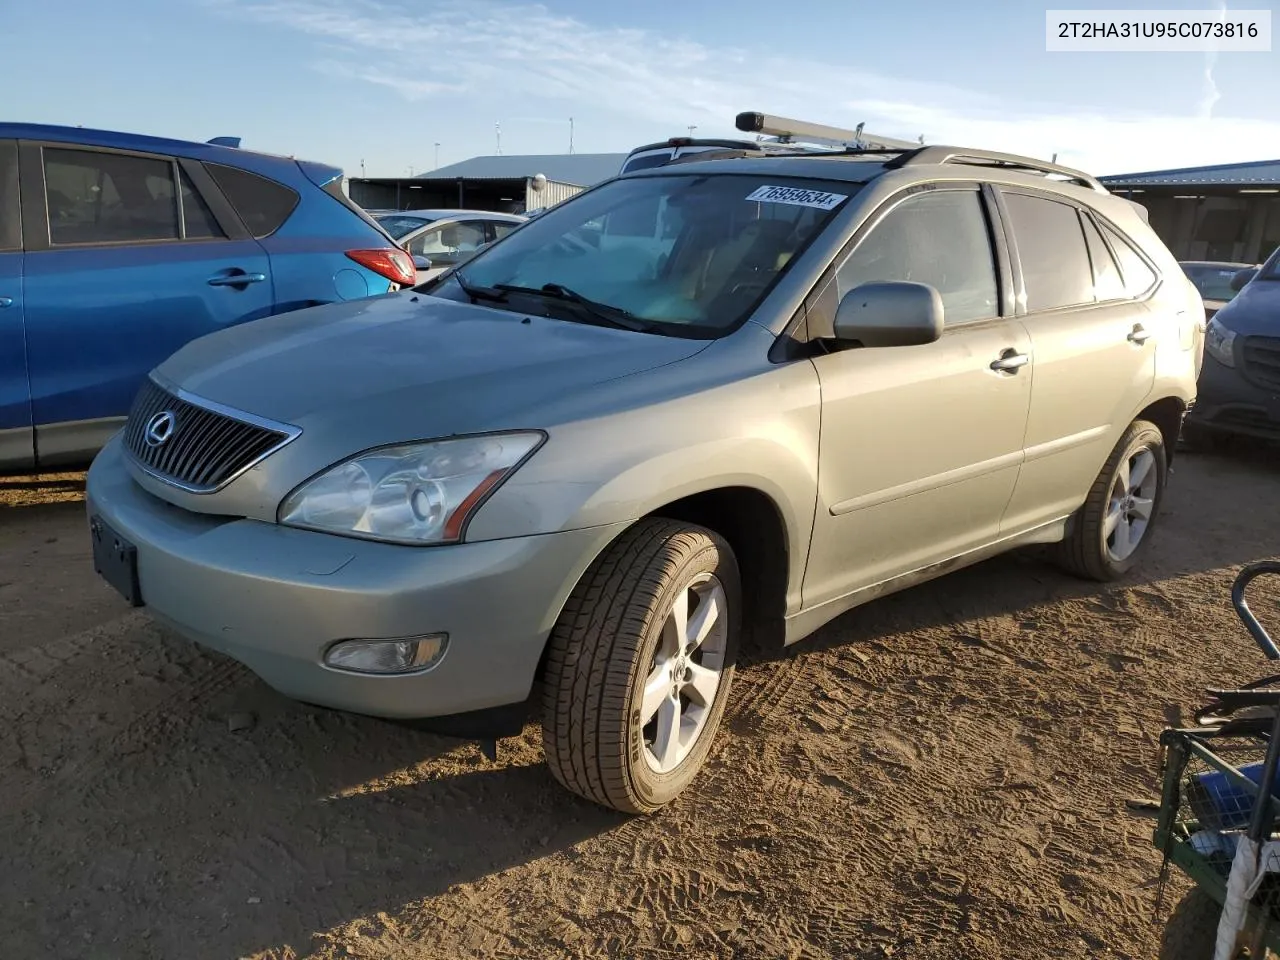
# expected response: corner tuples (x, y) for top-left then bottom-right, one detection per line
(86, 141), (1202, 813)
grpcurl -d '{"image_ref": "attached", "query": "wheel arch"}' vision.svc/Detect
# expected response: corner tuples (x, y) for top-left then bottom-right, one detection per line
(1136, 394), (1188, 465)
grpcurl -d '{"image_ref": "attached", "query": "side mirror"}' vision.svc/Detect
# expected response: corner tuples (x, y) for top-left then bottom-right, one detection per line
(1230, 267), (1258, 292)
(412, 255), (433, 271)
(833, 281), (944, 348)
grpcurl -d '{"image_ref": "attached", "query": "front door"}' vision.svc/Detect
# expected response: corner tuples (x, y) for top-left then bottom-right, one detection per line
(19, 142), (275, 465)
(995, 189), (1158, 532)
(803, 186), (1033, 609)
(0, 139), (31, 468)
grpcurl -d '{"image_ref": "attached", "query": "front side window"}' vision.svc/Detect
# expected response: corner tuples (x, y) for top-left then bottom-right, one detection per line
(444, 174), (853, 338)
(44, 148), (179, 245)
(1003, 192), (1094, 312)
(836, 188), (998, 325)
(410, 221), (486, 264)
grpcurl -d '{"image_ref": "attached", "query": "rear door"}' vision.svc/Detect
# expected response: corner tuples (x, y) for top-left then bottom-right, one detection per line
(0, 139), (32, 468)
(995, 188), (1158, 533)
(19, 142), (275, 465)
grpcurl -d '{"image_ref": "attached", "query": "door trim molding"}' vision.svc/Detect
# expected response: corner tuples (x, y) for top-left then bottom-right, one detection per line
(829, 448), (1024, 516)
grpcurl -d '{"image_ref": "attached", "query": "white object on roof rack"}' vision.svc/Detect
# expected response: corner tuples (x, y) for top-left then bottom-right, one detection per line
(736, 111), (921, 152)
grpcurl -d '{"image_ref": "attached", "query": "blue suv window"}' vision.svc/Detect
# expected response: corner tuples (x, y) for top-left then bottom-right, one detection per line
(0, 141), (17, 251)
(44, 148), (180, 245)
(179, 168), (224, 240)
(205, 162), (298, 238)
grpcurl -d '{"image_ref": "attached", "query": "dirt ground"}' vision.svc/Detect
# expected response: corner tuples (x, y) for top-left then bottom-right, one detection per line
(1, 447), (1278, 960)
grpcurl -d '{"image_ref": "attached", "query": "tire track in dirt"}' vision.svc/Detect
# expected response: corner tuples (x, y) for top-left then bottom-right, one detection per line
(0, 615), (253, 813)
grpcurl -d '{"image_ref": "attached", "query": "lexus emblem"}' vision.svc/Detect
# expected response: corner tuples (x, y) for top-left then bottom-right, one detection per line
(144, 411), (177, 447)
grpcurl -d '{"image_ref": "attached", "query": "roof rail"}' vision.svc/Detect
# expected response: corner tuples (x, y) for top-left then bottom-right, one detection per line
(735, 111), (921, 152)
(885, 146), (1106, 193)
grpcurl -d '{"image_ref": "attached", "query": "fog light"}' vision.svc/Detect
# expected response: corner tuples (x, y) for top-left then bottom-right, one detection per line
(323, 634), (448, 675)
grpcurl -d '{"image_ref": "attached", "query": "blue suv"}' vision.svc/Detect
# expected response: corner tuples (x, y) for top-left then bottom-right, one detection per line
(0, 124), (415, 471)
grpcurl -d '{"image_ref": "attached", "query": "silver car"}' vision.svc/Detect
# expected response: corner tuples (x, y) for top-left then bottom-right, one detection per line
(374, 209), (527, 282)
(86, 145), (1202, 813)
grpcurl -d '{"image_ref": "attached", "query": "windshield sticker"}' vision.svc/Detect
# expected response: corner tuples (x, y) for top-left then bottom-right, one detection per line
(745, 185), (848, 210)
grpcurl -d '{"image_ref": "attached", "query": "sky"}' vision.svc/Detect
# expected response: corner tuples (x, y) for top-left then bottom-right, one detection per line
(2, 0), (1277, 178)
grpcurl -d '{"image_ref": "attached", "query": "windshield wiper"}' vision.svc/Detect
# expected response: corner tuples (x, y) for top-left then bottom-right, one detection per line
(493, 282), (654, 333)
(452, 271), (509, 303)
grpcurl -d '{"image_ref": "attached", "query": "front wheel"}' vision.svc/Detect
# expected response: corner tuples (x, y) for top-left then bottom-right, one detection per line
(1055, 419), (1168, 582)
(541, 518), (740, 814)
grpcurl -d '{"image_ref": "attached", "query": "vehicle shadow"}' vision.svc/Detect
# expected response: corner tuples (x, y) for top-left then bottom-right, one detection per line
(0, 471), (87, 509)
(1, 678), (628, 959)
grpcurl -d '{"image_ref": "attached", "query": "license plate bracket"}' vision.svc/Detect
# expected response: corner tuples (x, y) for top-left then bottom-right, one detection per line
(90, 515), (143, 607)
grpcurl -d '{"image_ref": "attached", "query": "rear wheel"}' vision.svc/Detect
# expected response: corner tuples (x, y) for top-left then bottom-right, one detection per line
(1055, 420), (1167, 582)
(541, 518), (740, 814)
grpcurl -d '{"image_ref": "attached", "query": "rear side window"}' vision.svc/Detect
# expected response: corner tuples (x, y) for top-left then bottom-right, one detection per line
(1003, 192), (1094, 312)
(44, 148), (179, 245)
(1081, 214), (1125, 301)
(179, 168), (224, 239)
(837, 188), (998, 325)
(0, 140), (17, 251)
(1102, 224), (1158, 297)
(205, 162), (299, 238)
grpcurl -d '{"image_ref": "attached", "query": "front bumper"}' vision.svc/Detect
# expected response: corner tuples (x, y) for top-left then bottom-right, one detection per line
(1185, 355), (1280, 440)
(86, 436), (627, 720)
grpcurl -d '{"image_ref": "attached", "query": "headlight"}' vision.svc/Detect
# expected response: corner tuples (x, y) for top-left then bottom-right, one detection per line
(1205, 317), (1236, 368)
(278, 431), (544, 544)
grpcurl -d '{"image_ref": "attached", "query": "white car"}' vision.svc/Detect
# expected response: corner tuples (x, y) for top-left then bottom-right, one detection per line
(374, 210), (528, 282)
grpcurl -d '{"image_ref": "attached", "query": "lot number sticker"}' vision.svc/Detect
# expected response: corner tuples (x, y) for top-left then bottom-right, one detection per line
(745, 185), (848, 210)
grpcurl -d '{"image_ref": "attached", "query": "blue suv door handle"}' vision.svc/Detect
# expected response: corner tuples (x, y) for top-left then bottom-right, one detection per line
(207, 272), (267, 287)
(0, 297), (12, 308)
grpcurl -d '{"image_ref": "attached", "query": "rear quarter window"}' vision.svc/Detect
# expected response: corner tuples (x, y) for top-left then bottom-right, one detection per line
(204, 162), (299, 238)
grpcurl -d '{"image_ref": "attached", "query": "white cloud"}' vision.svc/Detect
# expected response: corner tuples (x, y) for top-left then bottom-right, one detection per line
(213, 0), (1280, 174)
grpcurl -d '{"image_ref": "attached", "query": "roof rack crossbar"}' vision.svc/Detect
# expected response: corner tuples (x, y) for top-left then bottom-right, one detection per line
(886, 146), (1106, 193)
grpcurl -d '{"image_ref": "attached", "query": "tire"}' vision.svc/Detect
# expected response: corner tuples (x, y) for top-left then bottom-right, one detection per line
(1159, 888), (1220, 960)
(1055, 419), (1168, 582)
(541, 518), (740, 814)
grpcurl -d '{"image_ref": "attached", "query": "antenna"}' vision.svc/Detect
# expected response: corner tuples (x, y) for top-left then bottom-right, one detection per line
(569, 117), (574, 154)
(360, 158), (365, 177)
(687, 124), (697, 136)
(434, 142), (441, 169)
(495, 122), (502, 155)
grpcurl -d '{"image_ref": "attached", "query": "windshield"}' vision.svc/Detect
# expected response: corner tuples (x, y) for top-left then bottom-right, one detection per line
(1182, 263), (1246, 301)
(376, 215), (436, 240)
(437, 173), (854, 338)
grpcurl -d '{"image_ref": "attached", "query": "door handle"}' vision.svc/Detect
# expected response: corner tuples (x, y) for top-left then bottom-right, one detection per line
(1127, 325), (1153, 344)
(207, 272), (267, 287)
(990, 350), (1030, 373)
(0, 297), (12, 308)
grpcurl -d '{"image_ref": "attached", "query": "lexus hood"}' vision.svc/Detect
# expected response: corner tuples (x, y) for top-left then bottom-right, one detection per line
(155, 292), (708, 436)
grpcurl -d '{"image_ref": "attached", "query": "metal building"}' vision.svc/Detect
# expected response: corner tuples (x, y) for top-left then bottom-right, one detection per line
(1101, 160), (1280, 264)
(348, 153), (626, 214)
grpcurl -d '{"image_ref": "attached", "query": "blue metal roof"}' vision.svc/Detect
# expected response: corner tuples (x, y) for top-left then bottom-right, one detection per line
(416, 153), (627, 187)
(1101, 159), (1280, 187)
